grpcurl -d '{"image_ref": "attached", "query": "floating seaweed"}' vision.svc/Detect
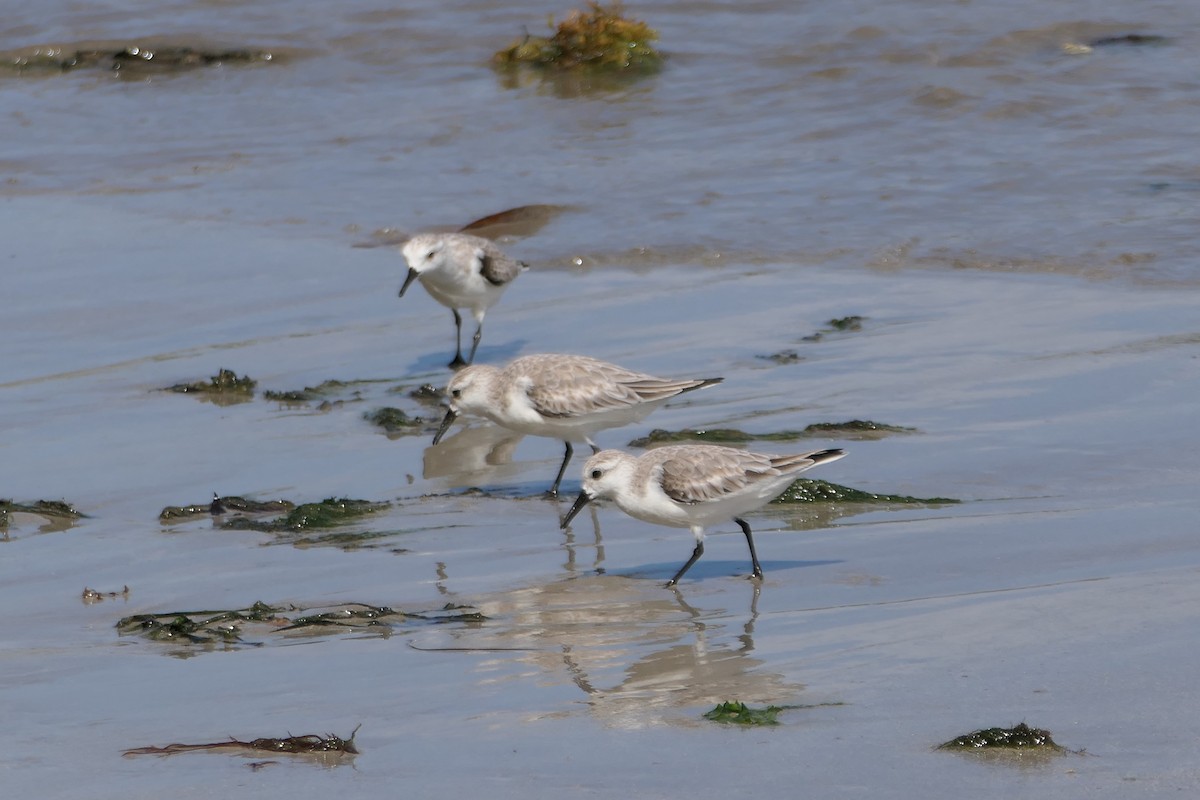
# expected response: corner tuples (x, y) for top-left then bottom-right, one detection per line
(160, 494), (295, 521)
(164, 496), (399, 550)
(364, 407), (427, 435)
(117, 601), (284, 644)
(772, 479), (959, 505)
(163, 369), (256, 403)
(757, 349), (803, 365)
(1, 499), (85, 531)
(262, 378), (393, 404)
(493, 2), (662, 72)
(277, 602), (485, 632)
(82, 585), (130, 604)
(4, 42), (277, 75)
(405, 383), (443, 403)
(702, 700), (845, 726)
(826, 315), (864, 331)
(800, 315), (867, 342)
(703, 701), (787, 726)
(628, 421), (914, 447)
(117, 601), (484, 649)
(225, 497), (391, 533)
(938, 723), (1067, 752)
(123, 725), (360, 758)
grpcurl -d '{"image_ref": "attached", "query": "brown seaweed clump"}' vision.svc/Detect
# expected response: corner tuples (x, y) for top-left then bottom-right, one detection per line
(4, 43), (276, 75)
(493, 2), (661, 71)
(164, 369), (256, 401)
(123, 725), (360, 758)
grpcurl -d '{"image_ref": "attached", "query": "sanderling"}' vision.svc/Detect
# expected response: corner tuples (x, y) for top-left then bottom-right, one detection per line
(431, 354), (723, 496)
(560, 445), (846, 586)
(399, 232), (528, 368)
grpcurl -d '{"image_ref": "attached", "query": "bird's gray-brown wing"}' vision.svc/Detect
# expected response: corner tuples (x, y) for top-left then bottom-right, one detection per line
(525, 358), (719, 418)
(656, 447), (778, 504)
(476, 243), (527, 287)
(520, 357), (658, 418)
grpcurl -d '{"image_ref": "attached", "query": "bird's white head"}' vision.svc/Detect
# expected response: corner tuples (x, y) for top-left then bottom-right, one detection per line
(443, 364), (500, 418)
(560, 449), (636, 529)
(579, 449), (637, 501)
(401, 234), (447, 275)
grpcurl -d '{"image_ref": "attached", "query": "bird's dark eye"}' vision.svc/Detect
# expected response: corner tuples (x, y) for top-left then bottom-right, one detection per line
(425, 250), (437, 261)
(590, 469), (602, 479)
(451, 389), (462, 398)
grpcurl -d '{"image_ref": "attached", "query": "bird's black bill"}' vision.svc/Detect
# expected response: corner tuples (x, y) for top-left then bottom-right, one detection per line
(560, 491), (592, 529)
(431, 408), (458, 445)
(398, 267), (420, 298)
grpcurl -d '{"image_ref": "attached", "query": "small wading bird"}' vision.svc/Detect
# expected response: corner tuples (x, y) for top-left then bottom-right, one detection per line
(432, 354), (723, 496)
(399, 232), (527, 368)
(560, 445), (847, 586)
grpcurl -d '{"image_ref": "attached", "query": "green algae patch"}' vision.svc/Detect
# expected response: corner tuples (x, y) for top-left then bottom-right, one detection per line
(246, 497), (390, 532)
(703, 701), (787, 726)
(938, 723), (1067, 752)
(163, 495), (399, 550)
(1, 499), (85, 531)
(629, 421), (915, 448)
(702, 700), (846, 726)
(123, 726), (360, 759)
(218, 497), (396, 549)
(630, 428), (797, 446)
(365, 407), (427, 435)
(493, 2), (662, 72)
(802, 420), (916, 437)
(160, 494), (294, 522)
(164, 369), (256, 403)
(772, 479), (959, 505)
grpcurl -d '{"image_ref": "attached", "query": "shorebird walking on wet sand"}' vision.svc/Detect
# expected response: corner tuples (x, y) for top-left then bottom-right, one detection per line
(431, 354), (723, 496)
(560, 445), (846, 586)
(399, 232), (527, 368)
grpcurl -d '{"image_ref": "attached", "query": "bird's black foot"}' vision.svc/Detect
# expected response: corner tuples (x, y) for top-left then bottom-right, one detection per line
(448, 355), (468, 370)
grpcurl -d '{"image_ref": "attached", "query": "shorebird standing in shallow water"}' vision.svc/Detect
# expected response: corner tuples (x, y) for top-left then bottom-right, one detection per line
(399, 232), (527, 368)
(432, 354), (723, 496)
(561, 445), (847, 586)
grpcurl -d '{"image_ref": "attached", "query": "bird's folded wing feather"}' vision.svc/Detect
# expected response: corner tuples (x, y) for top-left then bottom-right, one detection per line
(526, 363), (661, 417)
(659, 449), (777, 504)
(477, 247), (523, 286)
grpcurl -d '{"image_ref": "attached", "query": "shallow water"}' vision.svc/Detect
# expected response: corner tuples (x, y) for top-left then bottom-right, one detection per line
(3, 1), (1200, 797)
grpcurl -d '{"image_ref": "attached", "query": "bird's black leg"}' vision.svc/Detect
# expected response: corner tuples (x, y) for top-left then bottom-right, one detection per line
(548, 441), (574, 497)
(734, 517), (764, 581)
(466, 322), (483, 365)
(448, 309), (467, 369)
(666, 540), (704, 587)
